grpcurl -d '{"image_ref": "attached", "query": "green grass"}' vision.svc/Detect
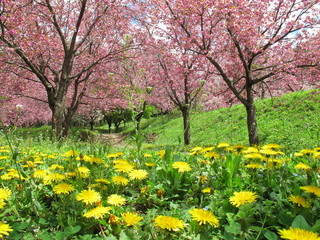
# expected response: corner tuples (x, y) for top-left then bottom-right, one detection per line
(2, 89), (319, 152)
(129, 89), (320, 151)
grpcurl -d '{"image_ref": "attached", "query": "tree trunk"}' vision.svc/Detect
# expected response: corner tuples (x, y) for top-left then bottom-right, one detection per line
(51, 103), (70, 139)
(245, 102), (259, 146)
(135, 101), (147, 132)
(181, 106), (191, 145)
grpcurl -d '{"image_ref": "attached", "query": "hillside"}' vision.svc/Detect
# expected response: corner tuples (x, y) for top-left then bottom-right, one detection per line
(5, 89), (320, 152)
(131, 89), (320, 150)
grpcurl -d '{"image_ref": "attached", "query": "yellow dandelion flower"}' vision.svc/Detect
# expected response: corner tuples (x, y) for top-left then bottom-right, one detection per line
(200, 159), (212, 165)
(230, 144), (246, 152)
(77, 154), (90, 161)
(242, 147), (259, 154)
(154, 215), (185, 231)
(300, 186), (320, 197)
(0, 200), (6, 209)
(0, 188), (12, 201)
(0, 156), (9, 160)
(205, 152), (220, 159)
(191, 146), (203, 152)
(107, 153), (118, 158)
(246, 163), (264, 169)
(65, 171), (77, 178)
(278, 227), (320, 240)
(128, 169), (148, 180)
(77, 166), (90, 174)
(1, 169), (25, 180)
(0, 149), (10, 153)
(244, 153), (266, 160)
(265, 158), (283, 169)
(144, 153), (153, 158)
(53, 183), (75, 194)
(199, 175), (208, 184)
(87, 157), (104, 164)
(200, 147), (215, 153)
(95, 178), (110, 184)
(0, 222), (13, 238)
(77, 166), (90, 178)
(288, 195), (310, 208)
(300, 149), (315, 155)
(262, 143), (282, 150)
(109, 214), (119, 226)
(49, 164), (64, 170)
(140, 186), (148, 194)
(83, 206), (112, 219)
(111, 176), (129, 186)
(229, 191), (257, 207)
(295, 163), (311, 170)
(64, 150), (79, 157)
(189, 208), (219, 226)
(202, 187), (212, 193)
(43, 173), (66, 184)
(156, 150), (166, 159)
(121, 212), (143, 227)
(312, 152), (320, 159)
(113, 158), (128, 165)
(114, 162), (135, 173)
(145, 162), (156, 167)
(294, 152), (304, 157)
(217, 142), (230, 148)
(260, 149), (282, 156)
(76, 189), (101, 205)
(107, 194), (126, 206)
(107, 152), (123, 158)
(33, 169), (49, 179)
(23, 161), (36, 168)
(172, 161), (192, 173)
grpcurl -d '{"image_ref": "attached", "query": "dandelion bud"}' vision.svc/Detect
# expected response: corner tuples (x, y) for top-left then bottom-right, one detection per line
(108, 214), (119, 226)
(157, 189), (163, 198)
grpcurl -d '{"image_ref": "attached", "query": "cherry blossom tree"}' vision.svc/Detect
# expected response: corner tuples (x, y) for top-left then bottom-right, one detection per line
(139, 0), (320, 145)
(0, 0), (134, 138)
(152, 50), (213, 145)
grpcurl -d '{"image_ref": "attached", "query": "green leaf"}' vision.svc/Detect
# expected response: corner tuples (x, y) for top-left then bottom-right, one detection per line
(39, 218), (48, 225)
(104, 236), (118, 240)
(40, 233), (53, 240)
(119, 231), (130, 240)
(311, 220), (320, 232)
(263, 230), (279, 240)
(54, 232), (66, 240)
(225, 222), (241, 235)
(7, 232), (21, 240)
(278, 212), (294, 226)
(64, 225), (81, 235)
(12, 222), (30, 230)
(223, 231), (235, 240)
(291, 215), (311, 230)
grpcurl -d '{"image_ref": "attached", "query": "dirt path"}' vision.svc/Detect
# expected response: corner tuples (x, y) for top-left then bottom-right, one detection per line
(100, 133), (128, 147)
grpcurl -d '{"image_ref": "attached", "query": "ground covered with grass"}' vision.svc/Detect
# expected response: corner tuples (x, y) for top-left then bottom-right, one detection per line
(132, 89), (320, 150)
(0, 141), (319, 239)
(1, 89), (320, 239)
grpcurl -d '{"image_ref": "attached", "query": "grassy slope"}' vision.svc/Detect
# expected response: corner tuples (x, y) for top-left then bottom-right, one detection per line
(135, 89), (320, 150)
(3, 89), (319, 152)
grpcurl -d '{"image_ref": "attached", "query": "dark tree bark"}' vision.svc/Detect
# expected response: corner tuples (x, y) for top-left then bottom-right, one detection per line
(181, 106), (191, 145)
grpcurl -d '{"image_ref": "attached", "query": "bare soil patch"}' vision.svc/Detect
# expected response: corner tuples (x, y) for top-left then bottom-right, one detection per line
(100, 133), (128, 147)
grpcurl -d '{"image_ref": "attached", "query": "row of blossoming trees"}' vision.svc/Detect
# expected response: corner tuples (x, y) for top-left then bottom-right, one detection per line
(0, 0), (320, 145)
